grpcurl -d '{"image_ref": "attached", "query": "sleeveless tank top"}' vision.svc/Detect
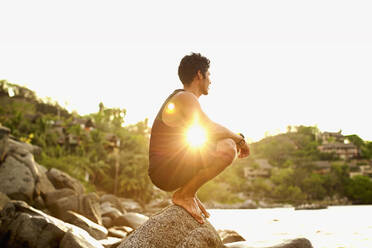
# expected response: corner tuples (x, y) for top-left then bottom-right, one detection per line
(149, 89), (186, 172)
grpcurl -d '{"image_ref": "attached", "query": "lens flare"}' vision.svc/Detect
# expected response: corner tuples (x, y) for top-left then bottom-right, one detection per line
(166, 102), (175, 114)
(186, 123), (207, 148)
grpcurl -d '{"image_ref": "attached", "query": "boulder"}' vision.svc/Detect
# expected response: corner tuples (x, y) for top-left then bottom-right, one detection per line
(99, 237), (122, 248)
(60, 230), (104, 248)
(218, 229), (246, 244)
(34, 163), (56, 197)
(120, 198), (142, 212)
(112, 212), (148, 230)
(8, 138), (41, 157)
(64, 210), (108, 240)
(102, 216), (113, 228)
(46, 168), (85, 194)
(81, 192), (102, 225)
(100, 194), (126, 213)
(108, 227), (128, 239)
(117, 205), (224, 248)
(0, 200), (103, 248)
(44, 188), (77, 208)
(224, 238), (313, 248)
(101, 205), (123, 220)
(50, 194), (80, 221)
(0, 126), (10, 162)
(0, 155), (35, 202)
(50, 193), (102, 225)
(0, 192), (10, 211)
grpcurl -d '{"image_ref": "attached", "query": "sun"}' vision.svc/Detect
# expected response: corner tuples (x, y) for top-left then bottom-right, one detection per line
(186, 123), (207, 148)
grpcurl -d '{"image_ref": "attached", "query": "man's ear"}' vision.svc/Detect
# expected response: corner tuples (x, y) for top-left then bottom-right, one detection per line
(197, 70), (204, 80)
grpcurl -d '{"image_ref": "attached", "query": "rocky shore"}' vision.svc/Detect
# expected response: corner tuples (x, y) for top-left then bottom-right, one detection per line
(0, 126), (313, 248)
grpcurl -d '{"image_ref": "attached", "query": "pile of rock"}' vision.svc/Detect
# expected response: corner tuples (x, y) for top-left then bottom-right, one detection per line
(0, 126), (314, 248)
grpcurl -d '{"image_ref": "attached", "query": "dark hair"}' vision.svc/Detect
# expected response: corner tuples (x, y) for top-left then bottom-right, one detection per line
(178, 53), (210, 86)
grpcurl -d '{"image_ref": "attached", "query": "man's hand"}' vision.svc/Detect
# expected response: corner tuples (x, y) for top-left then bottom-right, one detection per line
(237, 142), (250, 158)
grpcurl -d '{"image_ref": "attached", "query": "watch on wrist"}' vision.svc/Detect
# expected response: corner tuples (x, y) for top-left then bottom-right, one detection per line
(237, 133), (246, 146)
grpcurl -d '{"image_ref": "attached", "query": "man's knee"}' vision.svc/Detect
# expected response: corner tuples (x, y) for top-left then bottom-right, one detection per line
(215, 138), (237, 165)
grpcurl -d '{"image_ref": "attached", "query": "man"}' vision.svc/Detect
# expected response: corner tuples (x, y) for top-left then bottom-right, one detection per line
(149, 53), (250, 224)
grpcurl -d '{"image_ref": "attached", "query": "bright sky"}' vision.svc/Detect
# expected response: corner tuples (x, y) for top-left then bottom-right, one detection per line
(1, 0), (371, 142)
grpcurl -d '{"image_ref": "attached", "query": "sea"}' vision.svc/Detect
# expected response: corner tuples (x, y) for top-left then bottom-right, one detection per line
(208, 205), (372, 248)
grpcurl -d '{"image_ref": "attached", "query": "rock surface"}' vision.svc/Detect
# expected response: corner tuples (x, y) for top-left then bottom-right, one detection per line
(46, 168), (85, 194)
(0, 155), (35, 202)
(0, 200), (103, 248)
(64, 210), (108, 240)
(218, 229), (246, 244)
(118, 205), (224, 248)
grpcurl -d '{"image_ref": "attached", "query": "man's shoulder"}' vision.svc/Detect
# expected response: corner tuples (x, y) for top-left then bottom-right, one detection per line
(173, 91), (198, 104)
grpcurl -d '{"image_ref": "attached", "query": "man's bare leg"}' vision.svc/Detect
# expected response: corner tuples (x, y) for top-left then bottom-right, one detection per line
(172, 138), (237, 224)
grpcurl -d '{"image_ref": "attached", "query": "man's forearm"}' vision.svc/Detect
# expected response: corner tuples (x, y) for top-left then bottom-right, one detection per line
(207, 122), (243, 144)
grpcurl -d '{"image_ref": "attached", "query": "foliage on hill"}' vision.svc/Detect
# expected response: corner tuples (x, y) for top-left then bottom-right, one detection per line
(2, 79), (372, 206)
(0, 80), (153, 203)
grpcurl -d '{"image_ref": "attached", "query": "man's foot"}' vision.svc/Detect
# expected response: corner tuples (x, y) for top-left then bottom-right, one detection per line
(195, 196), (210, 218)
(172, 190), (204, 224)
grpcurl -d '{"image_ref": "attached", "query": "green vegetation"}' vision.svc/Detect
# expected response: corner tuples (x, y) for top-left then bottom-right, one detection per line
(2, 79), (372, 206)
(0, 80), (152, 204)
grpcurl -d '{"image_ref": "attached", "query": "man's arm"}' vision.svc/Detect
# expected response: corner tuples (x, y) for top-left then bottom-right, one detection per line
(176, 92), (245, 145)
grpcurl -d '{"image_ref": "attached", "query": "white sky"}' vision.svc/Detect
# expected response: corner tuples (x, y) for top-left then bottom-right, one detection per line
(1, 0), (371, 142)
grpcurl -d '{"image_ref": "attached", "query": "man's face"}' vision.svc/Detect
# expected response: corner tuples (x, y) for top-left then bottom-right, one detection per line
(199, 70), (211, 95)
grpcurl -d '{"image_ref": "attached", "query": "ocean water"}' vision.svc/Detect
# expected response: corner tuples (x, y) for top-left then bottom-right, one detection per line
(208, 205), (372, 248)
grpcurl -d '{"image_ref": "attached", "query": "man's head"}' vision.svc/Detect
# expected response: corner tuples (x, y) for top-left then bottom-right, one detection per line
(178, 53), (210, 87)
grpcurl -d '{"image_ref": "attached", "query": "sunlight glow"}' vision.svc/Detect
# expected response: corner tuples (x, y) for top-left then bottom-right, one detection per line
(166, 102), (175, 114)
(186, 123), (207, 148)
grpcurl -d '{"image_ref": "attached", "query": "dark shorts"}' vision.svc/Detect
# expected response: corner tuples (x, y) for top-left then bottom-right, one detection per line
(149, 141), (218, 191)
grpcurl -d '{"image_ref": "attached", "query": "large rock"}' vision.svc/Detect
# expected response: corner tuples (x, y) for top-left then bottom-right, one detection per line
(44, 188), (77, 208)
(118, 205), (224, 248)
(8, 138), (41, 156)
(46, 168), (85, 194)
(120, 198), (142, 212)
(0, 155), (35, 202)
(218, 229), (246, 244)
(101, 203), (123, 220)
(0, 192), (10, 211)
(0, 200), (103, 248)
(50, 193), (102, 225)
(112, 212), (149, 229)
(100, 194), (126, 213)
(0, 126), (10, 162)
(64, 211), (108, 240)
(224, 238), (313, 248)
(34, 163), (56, 197)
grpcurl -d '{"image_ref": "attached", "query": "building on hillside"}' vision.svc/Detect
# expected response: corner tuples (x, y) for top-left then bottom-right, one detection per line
(244, 159), (272, 180)
(318, 131), (345, 144)
(318, 143), (359, 160)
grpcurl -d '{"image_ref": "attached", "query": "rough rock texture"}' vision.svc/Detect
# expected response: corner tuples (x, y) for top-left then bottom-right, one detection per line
(0, 200), (103, 248)
(46, 168), (85, 194)
(224, 238), (313, 248)
(0, 155), (35, 202)
(118, 205), (224, 248)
